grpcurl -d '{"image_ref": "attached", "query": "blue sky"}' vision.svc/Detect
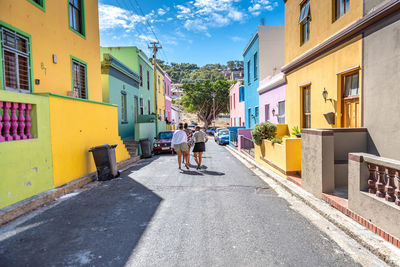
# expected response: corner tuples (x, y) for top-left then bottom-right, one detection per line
(99, 0), (284, 66)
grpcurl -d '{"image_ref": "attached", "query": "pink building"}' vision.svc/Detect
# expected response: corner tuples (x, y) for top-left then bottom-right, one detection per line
(257, 73), (286, 124)
(164, 72), (172, 122)
(229, 80), (245, 127)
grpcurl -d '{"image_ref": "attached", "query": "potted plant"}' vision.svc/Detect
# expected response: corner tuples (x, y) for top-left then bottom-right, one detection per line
(291, 126), (301, 138)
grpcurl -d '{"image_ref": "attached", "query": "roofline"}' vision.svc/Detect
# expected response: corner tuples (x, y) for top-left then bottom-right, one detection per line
(243, 31), (259, 56)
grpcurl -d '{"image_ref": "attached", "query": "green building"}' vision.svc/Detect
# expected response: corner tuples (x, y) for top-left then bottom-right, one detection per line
(101, 47), (157, 142)
(101, 54), (140, 139)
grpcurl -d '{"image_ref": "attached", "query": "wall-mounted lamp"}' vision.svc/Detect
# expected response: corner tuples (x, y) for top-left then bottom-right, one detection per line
(272, 108), (276, 117)
(322, 88), (329, 102)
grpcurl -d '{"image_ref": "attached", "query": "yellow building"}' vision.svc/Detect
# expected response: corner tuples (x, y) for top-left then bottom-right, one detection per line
(154, 62), (166, 121)
(282, 0), (363, 129)
(0, 0), (129, 202)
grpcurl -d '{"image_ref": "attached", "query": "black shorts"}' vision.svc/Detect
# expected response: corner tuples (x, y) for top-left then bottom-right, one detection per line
(193, 142), (206, 152)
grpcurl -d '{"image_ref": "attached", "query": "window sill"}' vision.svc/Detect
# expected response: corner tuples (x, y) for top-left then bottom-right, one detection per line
(69, 27), (86, 40)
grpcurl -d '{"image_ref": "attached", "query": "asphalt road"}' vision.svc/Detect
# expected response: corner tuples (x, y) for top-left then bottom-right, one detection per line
(0, 139), (361, 267)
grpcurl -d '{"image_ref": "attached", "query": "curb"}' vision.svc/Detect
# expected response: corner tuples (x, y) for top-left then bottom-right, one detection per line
(226, 145), (400, 267)
(0, 156), (141, 226)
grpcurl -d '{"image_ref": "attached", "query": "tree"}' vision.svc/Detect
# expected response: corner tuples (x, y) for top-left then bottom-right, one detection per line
(181, 80), (233, 128)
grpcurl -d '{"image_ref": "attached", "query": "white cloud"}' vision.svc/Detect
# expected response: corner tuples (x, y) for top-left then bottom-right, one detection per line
(175, 0), (245, 34)
(157, 7), (170, 16)
(231, 36), (244, 42)
(248, 0), (279, 16)
(98, 4), (152, 30)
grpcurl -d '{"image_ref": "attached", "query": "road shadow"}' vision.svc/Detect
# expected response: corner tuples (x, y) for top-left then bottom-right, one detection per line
(201, 170), (225, 176)
(180, 170), (204, 176)
(0, 170), (163, 267)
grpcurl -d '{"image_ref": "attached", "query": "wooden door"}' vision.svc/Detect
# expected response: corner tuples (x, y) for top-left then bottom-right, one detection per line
(134, 97), (138, 122)
(342, 72), (360, 128)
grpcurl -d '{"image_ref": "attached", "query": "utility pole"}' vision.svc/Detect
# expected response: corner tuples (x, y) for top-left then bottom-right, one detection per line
(149, 41), (162, 137)
(211, 92), (216, 128)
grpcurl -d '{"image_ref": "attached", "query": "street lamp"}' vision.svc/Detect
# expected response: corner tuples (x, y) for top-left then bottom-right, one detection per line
(211, 92), (216, 128)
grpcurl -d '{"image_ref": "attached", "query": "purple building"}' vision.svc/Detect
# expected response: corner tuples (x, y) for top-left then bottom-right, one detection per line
(164, 72), (172, 122)
(257, 72), (286, 124)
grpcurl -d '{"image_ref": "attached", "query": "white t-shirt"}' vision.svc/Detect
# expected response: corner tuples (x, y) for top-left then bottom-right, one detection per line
(171, 130), (188, 146)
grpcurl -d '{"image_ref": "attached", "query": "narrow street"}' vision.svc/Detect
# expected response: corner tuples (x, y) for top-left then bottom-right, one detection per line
(1, 140), (364, 266)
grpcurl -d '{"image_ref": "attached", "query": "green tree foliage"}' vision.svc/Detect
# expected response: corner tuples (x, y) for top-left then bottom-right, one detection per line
(156, 59), (243, 84)
(181, 80), (233, 128)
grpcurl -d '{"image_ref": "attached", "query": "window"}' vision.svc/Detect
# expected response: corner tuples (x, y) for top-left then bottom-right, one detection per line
(239, 117), (241, 126)
(72, 58), (87, 99)
(164, 81), (166, 94)
(255, 106), (259, 123)
(278, 101), (285, 124)
(158, 77), (160, 93)
(299, 0), (311, 44)
(233, 93), (236, 109)
(28, 0), (45, 10)
(147, 71), (150, 90)
(344, 72), (359, 97)
(265, 104), (270, 121)
(303, 86), (311, 128)
(248, 108), (251, 127)
(140, 98), (144, 115)
(148, 100), (151, 115)
(139, 65), (143, 87)
(239, 86), (245, 102)
(121, 93), (127, 122)
(159, 109), (161, 120)
(69, 0), (85, 37)
(247, 61), (251, 85)
(335, 0), (350, 20)
(1, 28), (31, 93)
(254, 53), (258, 80)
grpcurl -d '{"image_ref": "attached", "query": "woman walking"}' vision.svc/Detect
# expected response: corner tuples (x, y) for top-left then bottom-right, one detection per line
(171, 123), (189, 170)
(190, 126), (208, 170)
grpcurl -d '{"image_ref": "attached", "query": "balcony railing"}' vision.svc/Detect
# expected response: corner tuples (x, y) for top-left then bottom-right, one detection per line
(240, 135), (254, 158)
(365, 157), (400, 206)
(0, 101), (33, 142)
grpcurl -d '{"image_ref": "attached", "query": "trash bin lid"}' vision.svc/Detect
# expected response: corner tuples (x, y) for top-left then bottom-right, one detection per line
(89, 144), (111, 152)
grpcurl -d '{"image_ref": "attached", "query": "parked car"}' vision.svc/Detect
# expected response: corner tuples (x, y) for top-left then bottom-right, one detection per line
(214, 128), (226, 141)
(206, 127), (216, 135)
(216, 129), (230, 145)
(153, 131), (174, 154)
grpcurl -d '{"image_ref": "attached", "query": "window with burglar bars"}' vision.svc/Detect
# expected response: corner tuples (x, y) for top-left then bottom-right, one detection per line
(72, 60), (87, 99)
(140, 98), (144, 115)
(299, 0), (310, 44)
(121, 94), (127, 122)
(278, 101), (285, 124)
(1, 28), (31, 93)
(147, 71), (150, 90)
(69, 0), (84, 36)
(139, 65), (143, 87)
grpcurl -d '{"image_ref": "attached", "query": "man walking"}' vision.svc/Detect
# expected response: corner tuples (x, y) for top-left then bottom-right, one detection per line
(171, 123), (189, 170)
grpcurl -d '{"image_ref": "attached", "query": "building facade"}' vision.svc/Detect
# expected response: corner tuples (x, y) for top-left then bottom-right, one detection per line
(229, 81), (245, 127)
(155, 63), (166, 121)
(282, 0), (363, 130)
(164, 72), (172, 123)
(258, 73), (286, 124)
(243, 26), (285, 128)
(101, 54), (140, 139)
(0, 0), (130, 208)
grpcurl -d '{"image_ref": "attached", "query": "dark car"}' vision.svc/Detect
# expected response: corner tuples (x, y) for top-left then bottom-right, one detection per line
(153, 131), (174, 154)
(216, 129), (230, 145)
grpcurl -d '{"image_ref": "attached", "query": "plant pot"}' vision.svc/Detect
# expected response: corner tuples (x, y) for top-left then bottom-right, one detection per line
(296, 133), (301, 138)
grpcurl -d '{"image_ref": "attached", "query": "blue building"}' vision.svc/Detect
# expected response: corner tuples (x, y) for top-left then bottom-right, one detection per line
(243, 32), (260, 129)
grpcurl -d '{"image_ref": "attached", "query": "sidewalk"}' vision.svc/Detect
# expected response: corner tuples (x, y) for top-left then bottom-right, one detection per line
(226, 145), (400, 266)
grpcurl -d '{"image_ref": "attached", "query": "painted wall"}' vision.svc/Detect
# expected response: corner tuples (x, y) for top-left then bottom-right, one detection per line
(284, 0), (363, 64)
(243, 35), (259, 129)
(0, 0), (102, 101)
(138, 51), (155, 117)
(101, 47), (140, 73)
(164, 72), (172, 122)
(0, 91), (53, 208)
(135, 122), (156, 147)
(229, 81), (245, 127)
(258, 26), (285, 80)
(258, 76), (286, 124)
(363, 11), (400, 160)
(285, 37), (362, 131)
(171, 106), (180, 126)
(155, 64), (165, 121)
(47, 95), (130, 187)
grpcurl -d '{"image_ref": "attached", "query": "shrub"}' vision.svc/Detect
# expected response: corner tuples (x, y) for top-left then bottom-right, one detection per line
(251, 122), (277, 145)
(271, 138), (283, 146)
